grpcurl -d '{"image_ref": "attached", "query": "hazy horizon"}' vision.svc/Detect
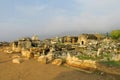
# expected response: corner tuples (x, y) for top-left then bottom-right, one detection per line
(0, 0), (120, 41)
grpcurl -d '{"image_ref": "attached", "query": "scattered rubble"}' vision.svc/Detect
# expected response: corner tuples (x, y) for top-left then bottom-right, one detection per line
(0, 34), (120, 74)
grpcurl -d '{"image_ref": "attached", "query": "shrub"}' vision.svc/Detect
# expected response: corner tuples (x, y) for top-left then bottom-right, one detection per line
(110, 30), (120, 39)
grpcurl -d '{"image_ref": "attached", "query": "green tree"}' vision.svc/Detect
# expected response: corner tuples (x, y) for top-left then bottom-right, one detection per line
(110, 30), (120, 39)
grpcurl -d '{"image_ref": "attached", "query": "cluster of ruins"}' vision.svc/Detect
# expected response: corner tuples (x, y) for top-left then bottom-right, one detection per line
(0, 34), (120, 71)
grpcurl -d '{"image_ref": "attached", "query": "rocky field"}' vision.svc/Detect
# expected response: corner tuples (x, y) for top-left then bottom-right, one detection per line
(0, 34), (120, 80)
(0, 52), (120, 80)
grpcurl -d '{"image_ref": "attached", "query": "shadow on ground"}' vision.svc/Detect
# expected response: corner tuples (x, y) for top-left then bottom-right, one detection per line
(54, 70), (120, 80)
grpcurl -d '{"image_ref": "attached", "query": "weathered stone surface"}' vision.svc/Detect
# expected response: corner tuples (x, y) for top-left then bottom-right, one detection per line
(2, 47), (13, 54)
(12, 58), (23, 64)
(21, 49), (34, 59)
(38, 55), (47, 64)
(52, 59), (63, 66)
(11, 42), (21, 53)
(66, 54), (96, 70)
(33, 52), (40, 59)
(13, 48), (21, 53)
(32, 35), (39, 41)
(63, 36), (72, 43)
(46, 48), (55, 62)
(25, 40), (32, 48)
(111, 54), (120, 61)
(46, 53), (54, 62)
(97, 48), (103, 56)
(78, 34), (87, 45)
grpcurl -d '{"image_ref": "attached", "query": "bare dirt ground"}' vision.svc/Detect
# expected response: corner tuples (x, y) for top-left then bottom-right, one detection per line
(0, 53), (120, 80)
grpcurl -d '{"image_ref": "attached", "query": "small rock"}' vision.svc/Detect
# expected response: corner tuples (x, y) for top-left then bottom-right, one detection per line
(21, 49), (34, 59)
(97, 48), (103, 56)
(12, 58), (23, 64)
(111, 54), (120, 61)
(38, 55), (47, 64)
(46, 53), (54, 62)
(52, 59), (63, 66)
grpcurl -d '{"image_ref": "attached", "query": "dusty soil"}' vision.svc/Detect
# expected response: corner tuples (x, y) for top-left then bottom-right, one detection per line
(0, 53), (120, 80)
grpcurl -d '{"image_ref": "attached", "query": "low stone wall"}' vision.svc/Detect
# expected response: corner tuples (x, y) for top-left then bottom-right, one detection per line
(66, 54), (120, 75)
(66, 54), (97, 71)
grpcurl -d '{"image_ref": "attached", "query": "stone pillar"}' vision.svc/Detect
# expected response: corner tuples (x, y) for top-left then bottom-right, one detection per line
(72, 38), (75, 44)
(25, 40), (31, 49)
(12, 42), (17, 51)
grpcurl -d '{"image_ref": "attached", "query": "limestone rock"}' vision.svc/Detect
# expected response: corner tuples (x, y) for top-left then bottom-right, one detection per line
(97, 48), (103, 56)
(3, 47), (13, 54)
(34, 52), (40, 59)
(66, 54), (96, 70)
(38, 55), (47, 64)
(111, 54), (120, 61)
(32, 35), (39, 41)
(46, 52), (54, 62)
(12, 58), (23, 64)
(21, 49), (34, 59)
(11, 42), (21, 53)
(25, 40), (32, 48)
(52, 59), (63, 66)
(4, 50), (13, 54)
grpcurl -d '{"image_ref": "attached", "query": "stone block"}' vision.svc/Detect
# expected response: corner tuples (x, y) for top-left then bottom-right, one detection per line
(52, 59), (63, 66)
(38, 55), (47, 64)
(12, 58), (23, 64)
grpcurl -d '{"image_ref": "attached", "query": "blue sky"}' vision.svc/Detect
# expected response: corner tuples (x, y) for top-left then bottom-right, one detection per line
(0, 0), (120, 41)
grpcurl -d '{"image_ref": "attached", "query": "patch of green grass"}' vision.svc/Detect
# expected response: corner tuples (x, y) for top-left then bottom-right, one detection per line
(100, 61), (120, 67)
(77, 55), (95, 60)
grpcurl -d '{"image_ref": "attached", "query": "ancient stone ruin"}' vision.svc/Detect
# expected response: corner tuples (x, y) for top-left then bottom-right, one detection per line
(0, 34), (120, 74)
